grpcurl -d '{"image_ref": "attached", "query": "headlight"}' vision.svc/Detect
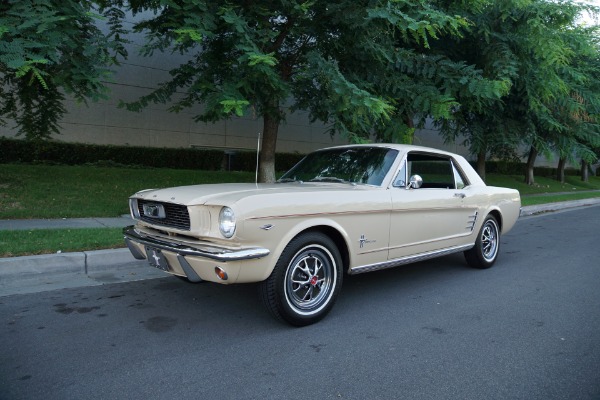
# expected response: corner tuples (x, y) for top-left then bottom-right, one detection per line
(219, 207), (236, 238)
(129, 198), (140, 219)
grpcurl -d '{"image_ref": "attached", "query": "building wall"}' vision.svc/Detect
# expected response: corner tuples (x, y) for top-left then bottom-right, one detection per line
(0, 75), (463, 156)
(0, 13), (351, 154)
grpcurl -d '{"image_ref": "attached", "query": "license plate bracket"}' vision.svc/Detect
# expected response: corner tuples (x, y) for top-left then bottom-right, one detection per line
(145, 246), (170, 272)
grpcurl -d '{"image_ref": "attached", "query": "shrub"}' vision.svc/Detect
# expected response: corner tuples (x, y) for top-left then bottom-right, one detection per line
(0, 138), (305, 172)
(481, 160), (580, 177)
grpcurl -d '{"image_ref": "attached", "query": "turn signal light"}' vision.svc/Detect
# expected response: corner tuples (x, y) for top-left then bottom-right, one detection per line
(215, 267), (228, 281)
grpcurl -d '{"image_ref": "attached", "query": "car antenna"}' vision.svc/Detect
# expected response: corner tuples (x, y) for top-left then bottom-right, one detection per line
(255, 131), (261, 188)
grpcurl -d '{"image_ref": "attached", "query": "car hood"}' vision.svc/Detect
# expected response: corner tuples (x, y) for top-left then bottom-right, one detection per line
(132, 182), (373, 206)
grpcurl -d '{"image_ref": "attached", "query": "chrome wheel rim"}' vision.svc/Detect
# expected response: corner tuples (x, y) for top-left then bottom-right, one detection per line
(481, 219), (499, 261)
(284, 245), (335, 315)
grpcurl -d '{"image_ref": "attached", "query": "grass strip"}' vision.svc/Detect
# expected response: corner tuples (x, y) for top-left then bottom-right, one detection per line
(521, 192), (600, 206)
(0, 228), (124, 257)
(1, 164), (599, 257)
(1, 164), (599, 220)
(0, 164), (255, 219)
(2, 193), (599, 257)
(486, 174), (600, 195)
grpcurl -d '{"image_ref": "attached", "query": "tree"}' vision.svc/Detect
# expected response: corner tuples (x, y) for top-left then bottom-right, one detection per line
(434, 0), (540, 181)
(116, 0), (505, 182)
(436, 0), (599, 184)
(506, 1), (599, 185)
(553, 24), (600, 183)
(0, 0), (126, 140)
(301, 0), (509, 146)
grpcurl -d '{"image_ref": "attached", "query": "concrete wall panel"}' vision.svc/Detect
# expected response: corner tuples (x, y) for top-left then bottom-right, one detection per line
(189, 132), (226, 148)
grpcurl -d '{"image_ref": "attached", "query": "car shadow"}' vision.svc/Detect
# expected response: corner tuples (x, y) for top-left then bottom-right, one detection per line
(142, 253), (475, 328)
(75, 251), (496, 342)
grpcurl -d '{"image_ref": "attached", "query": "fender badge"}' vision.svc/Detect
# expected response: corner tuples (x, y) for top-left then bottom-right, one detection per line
(359, 234), (376, 248)
(260, 224), (274, 231)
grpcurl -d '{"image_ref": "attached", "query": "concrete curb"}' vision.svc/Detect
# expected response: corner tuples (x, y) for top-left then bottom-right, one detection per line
(519, 197), (600, 216)
(0, 252), (86, 283)
(85, 248), (138, 273)
(0, 248), (139, 283)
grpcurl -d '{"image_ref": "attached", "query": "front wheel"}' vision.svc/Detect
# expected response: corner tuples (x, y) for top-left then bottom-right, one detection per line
(464, 215), (500, 269)
(260, 232), (343, 326)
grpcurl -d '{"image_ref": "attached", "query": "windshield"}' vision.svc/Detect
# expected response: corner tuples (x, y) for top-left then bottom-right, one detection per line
(278, 147), (399, 186)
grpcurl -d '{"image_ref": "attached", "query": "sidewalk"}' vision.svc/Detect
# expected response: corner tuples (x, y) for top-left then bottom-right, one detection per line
(519, 196), (600, 216)
(0, 214), (166, 296)
(1, 198), (600, 297)
(0, 215), (134, 231)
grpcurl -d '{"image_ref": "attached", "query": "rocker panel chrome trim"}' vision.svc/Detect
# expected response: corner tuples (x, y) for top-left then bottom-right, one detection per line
(349, 244), (474, 275)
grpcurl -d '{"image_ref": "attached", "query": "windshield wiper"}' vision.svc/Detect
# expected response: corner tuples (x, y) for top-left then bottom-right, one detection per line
(310, 177), (349, 184)
(277, 178), (303, 183)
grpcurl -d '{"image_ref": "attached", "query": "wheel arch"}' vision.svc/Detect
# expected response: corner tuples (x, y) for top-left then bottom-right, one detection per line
(487, 208), (503, 232)
(268, 223), (351, 277)
(298, 225), (350, 274)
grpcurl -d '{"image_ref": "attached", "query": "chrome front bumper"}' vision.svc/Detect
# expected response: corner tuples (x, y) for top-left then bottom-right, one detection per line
(123, 226), (270, 262)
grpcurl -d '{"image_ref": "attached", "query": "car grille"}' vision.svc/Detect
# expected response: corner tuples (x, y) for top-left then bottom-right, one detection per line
(137, 200), (191, 231)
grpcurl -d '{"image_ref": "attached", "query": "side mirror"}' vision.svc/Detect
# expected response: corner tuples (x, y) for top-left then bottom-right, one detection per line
(408, 174), (423, 189)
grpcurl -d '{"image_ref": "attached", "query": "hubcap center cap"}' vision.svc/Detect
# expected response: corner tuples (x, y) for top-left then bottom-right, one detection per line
(310, 275), (318, 286)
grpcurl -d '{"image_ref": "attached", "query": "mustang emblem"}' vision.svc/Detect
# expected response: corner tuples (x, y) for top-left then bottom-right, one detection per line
(359, 234), (376, 248)
(152, 250), (161, 265)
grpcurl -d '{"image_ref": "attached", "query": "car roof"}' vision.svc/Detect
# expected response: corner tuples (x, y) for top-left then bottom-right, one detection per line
(319, 143), (459, 158)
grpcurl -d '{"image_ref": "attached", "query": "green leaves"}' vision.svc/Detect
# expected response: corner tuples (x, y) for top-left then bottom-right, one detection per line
(248, 52), (278, 67)
(14, 61), (49, 90)
(366, 0), (470, 48)
(435, 0), (600, 180)
(0, 0), (126, 139)
(174, 28), (203, 43)
(220, 99), (251, 117)
(3, 0), (597, 179)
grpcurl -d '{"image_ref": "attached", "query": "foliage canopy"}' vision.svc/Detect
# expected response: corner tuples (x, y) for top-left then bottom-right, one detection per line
(0, 0), (126, 139)
(0, 0), (598, 183)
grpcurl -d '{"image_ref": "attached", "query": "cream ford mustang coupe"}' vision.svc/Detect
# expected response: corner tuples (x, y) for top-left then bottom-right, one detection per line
(124, 144), (520, 326)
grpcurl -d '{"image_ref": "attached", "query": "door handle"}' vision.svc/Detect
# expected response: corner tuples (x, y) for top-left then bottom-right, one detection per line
(454, 193), (466, 199)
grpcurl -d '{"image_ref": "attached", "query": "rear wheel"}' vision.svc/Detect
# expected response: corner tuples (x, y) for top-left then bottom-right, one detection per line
(260, 232), (343, 326)
(464, 215), (500, 269)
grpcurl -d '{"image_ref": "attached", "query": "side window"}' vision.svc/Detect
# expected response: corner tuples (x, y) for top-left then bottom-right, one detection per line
(452, 161), (466, 189)
(407, 153), (455, 189)
(393, 160), (407, 187)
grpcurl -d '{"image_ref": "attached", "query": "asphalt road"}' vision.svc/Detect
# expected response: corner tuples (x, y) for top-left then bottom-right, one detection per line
(1, 206), (599, 400)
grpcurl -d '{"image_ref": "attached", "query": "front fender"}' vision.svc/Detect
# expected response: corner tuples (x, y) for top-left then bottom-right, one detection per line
(242, 216), (353, 282)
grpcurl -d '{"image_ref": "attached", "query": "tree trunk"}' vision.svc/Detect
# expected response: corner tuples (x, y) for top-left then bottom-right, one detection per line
(403, 114), (415, 144)
(557, 157), (566, 183)
(581, 159), (589, 182)
(258, 112), (279, 183)
(476, 149), (486, 182)
(524, 146), (538, 185)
